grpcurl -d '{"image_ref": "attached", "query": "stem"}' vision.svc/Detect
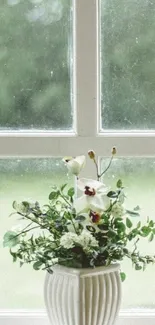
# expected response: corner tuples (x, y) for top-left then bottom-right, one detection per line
(59, 193), (72, 207)
(133, 238), (140, 254)
(99, 155), (113, 179)
(74, 176), (78, 199)
(70, 217), (78, 234)
(93, 158), (100, 181)
(13, 225), (40, 239)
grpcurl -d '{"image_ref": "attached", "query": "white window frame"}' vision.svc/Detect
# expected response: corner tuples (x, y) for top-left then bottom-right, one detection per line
(0, 0), (155, 324)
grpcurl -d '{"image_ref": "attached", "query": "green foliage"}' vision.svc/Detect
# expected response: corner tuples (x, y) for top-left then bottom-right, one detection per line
(3, 231), (20, 248)
(3, 181), (155, 276)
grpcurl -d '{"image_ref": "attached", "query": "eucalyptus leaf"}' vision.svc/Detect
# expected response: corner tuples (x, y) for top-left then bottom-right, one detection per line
(3, 231), (20, 248)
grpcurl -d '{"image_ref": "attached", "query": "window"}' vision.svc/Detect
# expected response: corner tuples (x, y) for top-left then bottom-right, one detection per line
(1, 0), (155, 324)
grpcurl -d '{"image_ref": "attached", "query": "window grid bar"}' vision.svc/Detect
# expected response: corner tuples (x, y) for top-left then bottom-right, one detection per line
(0, 135), (155, 157)
(75, 0), (98, 137)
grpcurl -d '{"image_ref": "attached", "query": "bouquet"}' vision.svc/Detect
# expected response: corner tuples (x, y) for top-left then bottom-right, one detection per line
(3, 148), (155, 280)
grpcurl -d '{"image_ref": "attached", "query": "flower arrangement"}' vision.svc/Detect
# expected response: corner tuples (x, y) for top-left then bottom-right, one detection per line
(3, 149), (155, 280)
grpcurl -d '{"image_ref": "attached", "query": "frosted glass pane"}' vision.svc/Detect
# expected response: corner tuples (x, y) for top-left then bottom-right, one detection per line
(0, 0), (72, 131)
(101, 0), (155, 130)
(0, 159), (72, 308)
(101, 157), (155, 308)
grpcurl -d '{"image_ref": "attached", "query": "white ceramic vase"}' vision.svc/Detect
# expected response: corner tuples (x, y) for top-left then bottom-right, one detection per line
(44, 263), (122, 325)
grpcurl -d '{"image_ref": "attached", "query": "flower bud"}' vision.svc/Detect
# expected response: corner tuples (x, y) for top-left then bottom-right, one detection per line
(88, 150), (95, 159)
(111, 146), (116, 155)
(117, 179), (122, 188)
(63, 155), (86, 176)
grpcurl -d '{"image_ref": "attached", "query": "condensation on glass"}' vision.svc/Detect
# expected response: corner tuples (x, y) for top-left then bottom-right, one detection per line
(100, 0), (155, 130)
(101, 157), (155, 307)
(0, 0), (73, 131)
(0, 159), (72, 308)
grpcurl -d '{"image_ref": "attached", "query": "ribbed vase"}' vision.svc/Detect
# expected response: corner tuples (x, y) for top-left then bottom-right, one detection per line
(44, 263), (122, 325)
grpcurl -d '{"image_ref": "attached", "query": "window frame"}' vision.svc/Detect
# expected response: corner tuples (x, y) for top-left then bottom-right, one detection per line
(0, 0), (155, 323)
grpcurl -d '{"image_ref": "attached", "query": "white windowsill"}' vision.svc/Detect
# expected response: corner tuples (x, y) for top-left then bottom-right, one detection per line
(0, 309), (155, 325)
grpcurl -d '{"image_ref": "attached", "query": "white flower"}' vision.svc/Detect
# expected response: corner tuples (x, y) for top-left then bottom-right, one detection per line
(78, 230), (98, 252)
(60, 229), (98, 253)
(77, 212), (101, 233)
(63, 155), (86, 176)
(111, 202), (126, 218)
(60, 232), (78, 249)
(74, 178), (110, 213)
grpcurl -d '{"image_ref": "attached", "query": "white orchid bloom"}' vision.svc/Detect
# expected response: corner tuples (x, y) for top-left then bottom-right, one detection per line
(78, 211), (102, 233)
(63, 155), (86, 176)
(74, 178), (110, 213)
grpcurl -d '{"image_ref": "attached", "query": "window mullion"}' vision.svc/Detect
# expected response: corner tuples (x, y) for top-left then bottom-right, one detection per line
(74, 0), (98, 137)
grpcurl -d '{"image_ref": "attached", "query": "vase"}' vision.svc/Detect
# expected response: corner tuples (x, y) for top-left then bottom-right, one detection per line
(44, 263), (122, 325)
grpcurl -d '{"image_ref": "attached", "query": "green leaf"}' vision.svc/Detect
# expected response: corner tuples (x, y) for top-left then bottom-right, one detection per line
(12, 201), (29, 214)
(120, 272), (126, 282)
(33, 261), (43, 270)
(114, 217), (123, 222)
(22, 201), (30, 208)
(75, 215), (86, 222)
(133, 205), (140, 211)
(116, 179), (123, 188)
(136, 221), (141, 229)
(135, 264), (142, 270)
(149, 232), (154, 242)
(108, 229), (117, 237)
(117, 222), (126, 232)
(10, 250), (17, 262)
(49, 191), (60, 200)
(149, 220), (154, 228)
(126, 209), (140, 217)
(107, 191), (118, 198)
(20, 261), (24, 267)
(68, 187), (75, 197)
(12, 201), (18, 209)
(60, 184), (67, 192)
(3, 231), (20, 248)
(141, 226), (151, 236)
(126, 217), (133, 228)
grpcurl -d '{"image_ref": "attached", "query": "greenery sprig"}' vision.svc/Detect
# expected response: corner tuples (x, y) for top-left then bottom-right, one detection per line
(3, 149), (155, 280)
